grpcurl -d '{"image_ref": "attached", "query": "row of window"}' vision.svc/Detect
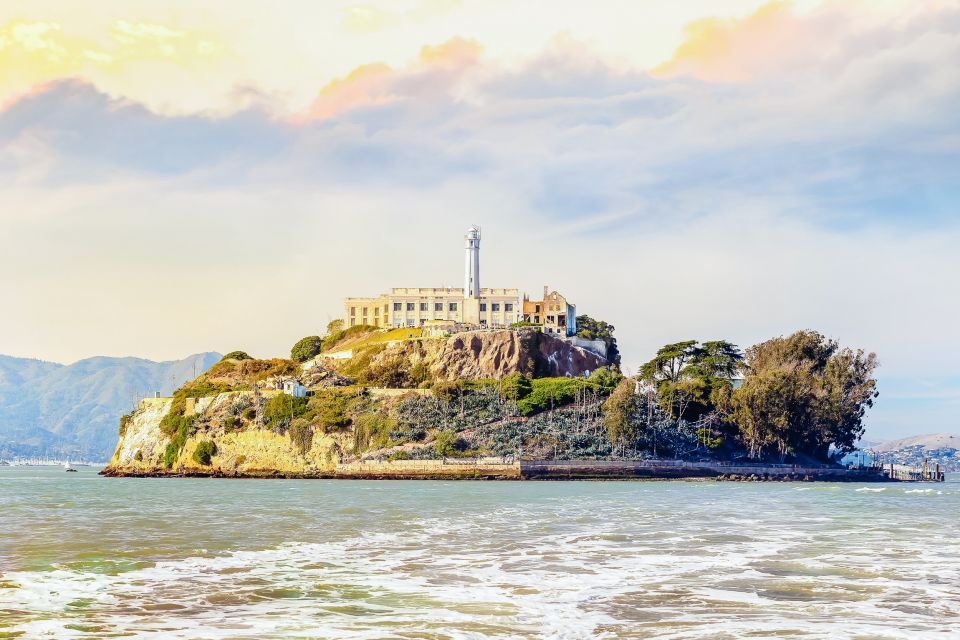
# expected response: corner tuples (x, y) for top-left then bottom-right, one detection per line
(393, 318), (511, 328)
(393, 302), (459, 312)
(352, 301), (516, 316)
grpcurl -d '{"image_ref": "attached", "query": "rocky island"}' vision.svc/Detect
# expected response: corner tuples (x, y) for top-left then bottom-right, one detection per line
(102, 321), (898, 481)
(102, 226), (906, 481)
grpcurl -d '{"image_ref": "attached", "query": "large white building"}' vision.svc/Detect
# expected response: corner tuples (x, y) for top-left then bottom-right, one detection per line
(344, 227), (520, 329)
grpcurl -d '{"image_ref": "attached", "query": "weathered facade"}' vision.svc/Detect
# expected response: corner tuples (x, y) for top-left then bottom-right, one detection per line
(522, 287), (577, 336)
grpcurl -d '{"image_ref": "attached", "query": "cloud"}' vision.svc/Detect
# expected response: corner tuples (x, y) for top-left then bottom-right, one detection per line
(303, 37), (482, 120)
(0, 19), (222, 89)
(1, 7), (959, 439)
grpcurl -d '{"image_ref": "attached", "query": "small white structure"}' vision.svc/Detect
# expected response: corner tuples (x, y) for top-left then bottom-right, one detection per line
(282, 379), (307, 398)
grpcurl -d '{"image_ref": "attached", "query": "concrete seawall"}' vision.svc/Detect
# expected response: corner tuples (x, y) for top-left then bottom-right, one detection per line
(520, 460), (889, 481)
(104, 458), (897, 481)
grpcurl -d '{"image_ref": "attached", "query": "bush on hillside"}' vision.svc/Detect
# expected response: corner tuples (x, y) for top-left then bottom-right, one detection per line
(516, 377), (591, 416)
(118, 412), (133, 436)
(288, 423), (314, 456)
(193, 440), (217, 466)
(500, 373), (532, 401)
(291, 336), (323, 363)
(309, 389), (356, 432)
(263, 393), (309, 430)
(221, 351), (253, 361)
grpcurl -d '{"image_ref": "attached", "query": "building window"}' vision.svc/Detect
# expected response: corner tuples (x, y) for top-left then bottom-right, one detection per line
(449, 302), (458, 311)
(407, 319), (415, 327)
(350, 307), (356, 316)
(534, 315), (540, 323)
(405, 302), (414, 311)
(505, 303), (513, 312)
(384, 304), (389, 313)
(435, 302), (443, 311)
(420, 303), (428, 311)
(374, 307), (380, 316)
(394, 302), (402, 311)
(350, 318), (356, 326)
(535, 304), (541, 313)
(480, 303), (487, 312)
(492, 303), (500, 311)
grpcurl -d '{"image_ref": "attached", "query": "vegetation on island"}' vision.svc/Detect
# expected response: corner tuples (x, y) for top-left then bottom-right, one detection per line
(128, 319), (878, 472)
(603, 331), (879, 462)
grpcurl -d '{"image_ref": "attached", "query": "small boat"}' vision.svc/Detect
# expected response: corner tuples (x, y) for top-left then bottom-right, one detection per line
(64, 461), (78, 472)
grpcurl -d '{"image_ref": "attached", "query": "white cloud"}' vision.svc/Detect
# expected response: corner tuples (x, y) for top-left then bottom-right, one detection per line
(0, 2), (958, 439)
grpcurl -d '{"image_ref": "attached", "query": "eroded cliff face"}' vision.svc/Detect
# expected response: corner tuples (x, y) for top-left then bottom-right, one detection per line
(356, 329), (607, 381)
(104, 391), (351, 477)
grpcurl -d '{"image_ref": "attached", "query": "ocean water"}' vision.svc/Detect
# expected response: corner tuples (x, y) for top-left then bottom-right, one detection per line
(1, 467), (958, 639)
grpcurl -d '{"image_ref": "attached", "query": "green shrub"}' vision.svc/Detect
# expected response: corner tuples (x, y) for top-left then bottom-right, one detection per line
(118, 412), (133, 437)
(500, 373), (532, 401)
(588, 366), (624, 394)
(288, 423), (314, 456)
(224, 416), (241, 432)
(388, 450), (409, 461)
(352, 412), (397, 452)
(434, 430), (457, 457)
(243, 406), (256, 421)
(193, 440), (217, 465)
(263, 393), (309, 430)
(431, 379), (461, 401)
(291, 336), (323, 363)
(163, 418), (195, 468)
(318, 395), (352, 431)
(134, 450), (143, 462)
(221, 351), (253, 361)
(516, 377), (592, 416)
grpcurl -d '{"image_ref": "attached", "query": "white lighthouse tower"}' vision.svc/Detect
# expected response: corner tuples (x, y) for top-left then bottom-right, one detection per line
(464, 225), (481, 298)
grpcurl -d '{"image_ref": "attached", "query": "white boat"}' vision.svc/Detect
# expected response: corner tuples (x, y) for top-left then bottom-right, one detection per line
(63, 461), (78, 472)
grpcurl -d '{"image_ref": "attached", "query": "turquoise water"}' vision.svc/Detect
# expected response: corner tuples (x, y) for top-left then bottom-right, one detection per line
(1, 467), (958, 639)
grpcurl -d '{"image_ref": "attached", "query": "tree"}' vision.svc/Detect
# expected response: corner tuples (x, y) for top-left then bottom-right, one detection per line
(290, 335), (323, 363)
(603, 378), (643, 453)
(639, 341), (700, 384)
(730, 331), (878, 461)
(326, 319), (344, 335)
(220, 351), (253, 362)
(639, 340), (743, 422)
(587, 366), (623, 394)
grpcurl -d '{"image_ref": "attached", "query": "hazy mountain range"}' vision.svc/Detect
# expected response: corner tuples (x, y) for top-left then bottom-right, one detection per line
(0, 352), (221, 460)
(871, 433), (960, 453)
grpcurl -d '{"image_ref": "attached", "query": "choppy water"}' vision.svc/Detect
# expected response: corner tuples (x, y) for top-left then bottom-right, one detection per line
(1, 467), (958, 639)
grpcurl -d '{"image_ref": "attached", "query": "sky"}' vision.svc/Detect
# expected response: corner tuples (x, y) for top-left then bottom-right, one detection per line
(1, 0), (958, 440)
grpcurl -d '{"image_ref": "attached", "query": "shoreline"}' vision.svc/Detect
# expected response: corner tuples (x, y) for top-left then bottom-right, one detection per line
(100, 459), (906, 482)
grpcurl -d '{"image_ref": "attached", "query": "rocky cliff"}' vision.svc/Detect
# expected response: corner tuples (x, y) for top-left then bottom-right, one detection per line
(102, 329), (617, 478)
(327, 328), (606, 385)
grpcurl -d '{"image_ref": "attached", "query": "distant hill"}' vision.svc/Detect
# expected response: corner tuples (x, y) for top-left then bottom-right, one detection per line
(872, 433), (960, 453)
(0, 352), (221, 460)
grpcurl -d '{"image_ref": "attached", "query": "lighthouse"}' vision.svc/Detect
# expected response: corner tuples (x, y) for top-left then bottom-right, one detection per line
(464, 225), (481, 298)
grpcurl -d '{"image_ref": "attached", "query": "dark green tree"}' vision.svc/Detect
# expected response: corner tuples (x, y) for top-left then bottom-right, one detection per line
(290, 335), (323, 363)
(730, 331), (878, 461)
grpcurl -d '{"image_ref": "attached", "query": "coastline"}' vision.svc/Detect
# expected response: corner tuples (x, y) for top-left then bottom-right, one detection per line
(100, 458), (896, 482)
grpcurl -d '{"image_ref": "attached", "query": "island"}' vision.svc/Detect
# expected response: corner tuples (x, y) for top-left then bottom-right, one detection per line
(103, 227), (923, 482)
